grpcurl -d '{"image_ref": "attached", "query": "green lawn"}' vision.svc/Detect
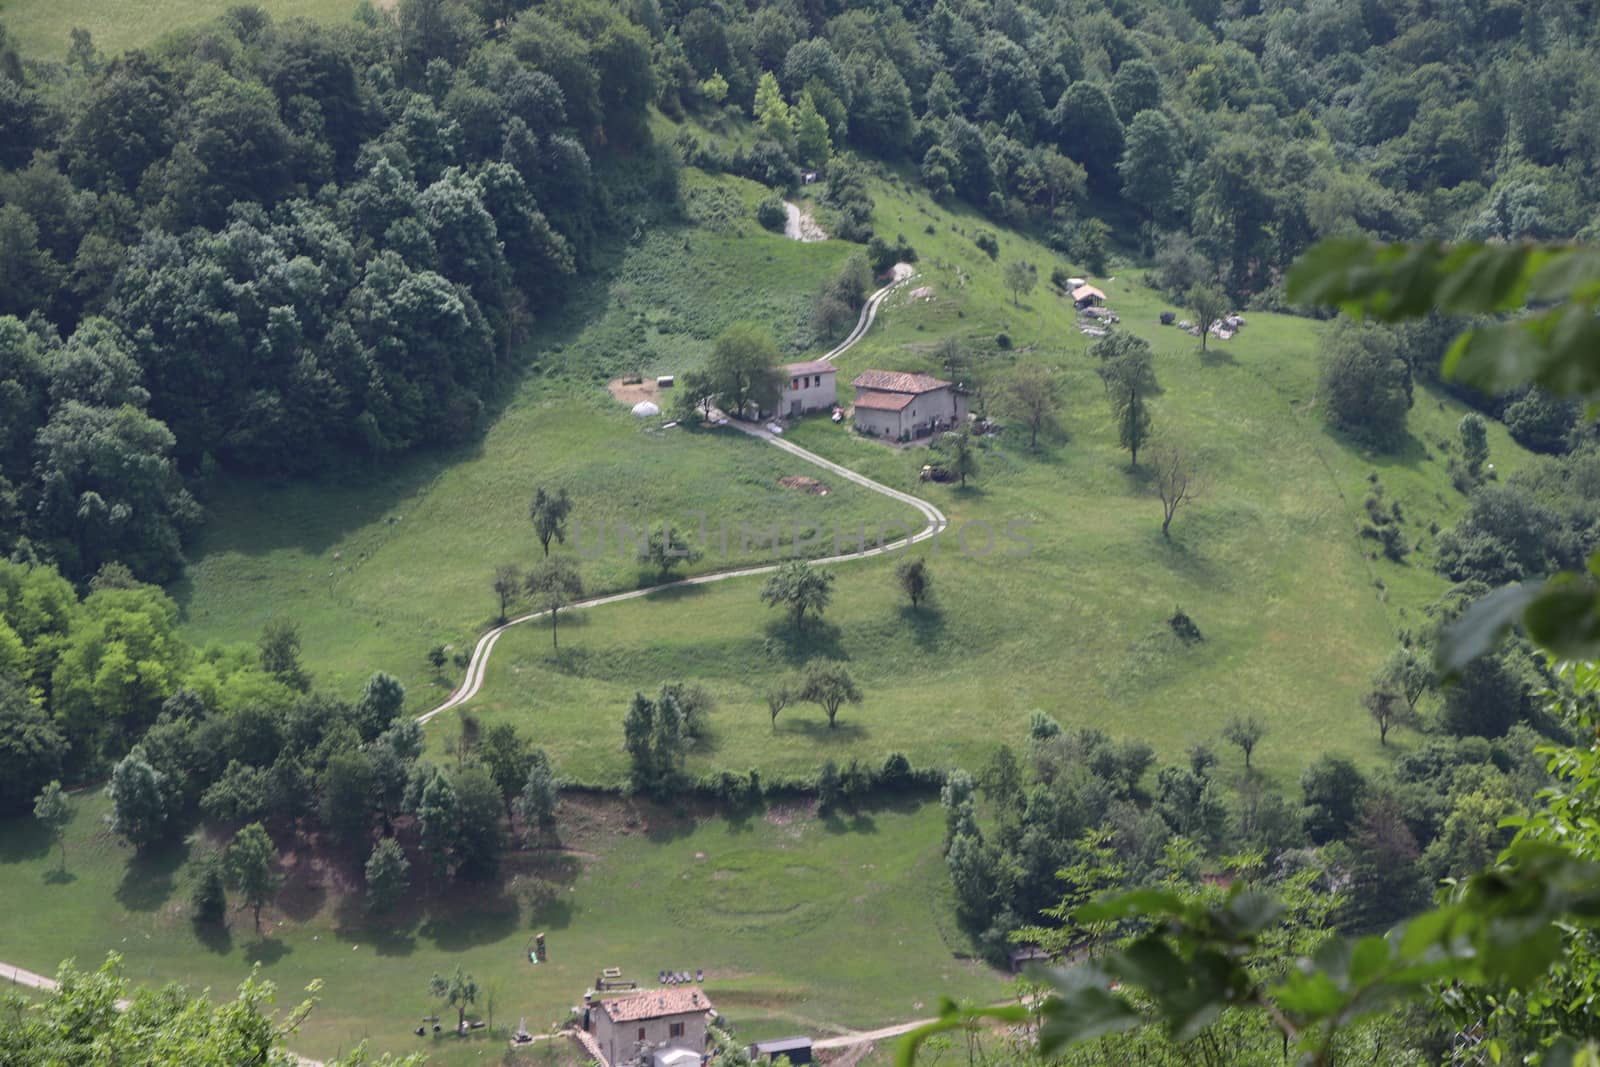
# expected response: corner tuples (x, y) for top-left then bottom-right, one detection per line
(0, 790), (1004, 1065)
(427, 163), (1534, 791)
(176, 169), (916, 710)
(0, 0), (363, 58)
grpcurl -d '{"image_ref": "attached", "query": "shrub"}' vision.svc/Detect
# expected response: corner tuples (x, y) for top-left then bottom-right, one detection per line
(756, 194), (787, 232)
(974, 232), (999, 259)
(995, 332), (1012, 350)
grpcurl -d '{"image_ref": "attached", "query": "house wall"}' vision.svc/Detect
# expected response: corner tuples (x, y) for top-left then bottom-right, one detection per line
(785, 371), (836, 414)
(852, 405), (902, 439)
(593, 1011), (708, 1067)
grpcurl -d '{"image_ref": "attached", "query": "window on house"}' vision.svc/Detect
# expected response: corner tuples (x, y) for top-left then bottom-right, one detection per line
(791, 378), (798, 389)
(638, 1028), (647, 1041)
(670, 1023), (685, 1038)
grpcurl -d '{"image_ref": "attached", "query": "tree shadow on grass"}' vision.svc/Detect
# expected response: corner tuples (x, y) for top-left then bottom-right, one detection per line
(897, 604), (946, 652)
(642, 581), (712, 604)
(116, 839), (190, 912)
(1197, 345), (1236, 367)
(763, 620), (846, 665)
(244, 936), (291, 966)
(192, 919), (233, 955)
(0, 817), (51, 864)
(420, 887), (521, 951)
(779, 717), (867, 743)
(820, 809), (878, 835)
(276, 864), (328, 923)
(43, 867), (76, 885)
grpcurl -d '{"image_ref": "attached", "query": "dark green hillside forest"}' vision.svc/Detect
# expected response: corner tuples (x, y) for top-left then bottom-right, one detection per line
(5, 0), (1600, 582)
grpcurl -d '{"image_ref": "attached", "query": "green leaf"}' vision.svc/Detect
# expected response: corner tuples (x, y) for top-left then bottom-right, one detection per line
(1272, 970), (1345, 1019)
(1522, 573), (1600, 660)
(1435, 581), (1542, 677)
(1035, 973), (1142, 1054)
(1072, 889), (1187, 925)
(1348, 936), (1392, 987)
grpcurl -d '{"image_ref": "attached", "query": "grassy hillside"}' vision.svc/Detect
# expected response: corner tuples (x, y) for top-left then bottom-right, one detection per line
(175, 169), (920, 707)
(426, 160), (1534, 790)
(0, 0), (360, 58)
(0, 790), (1003, 1065)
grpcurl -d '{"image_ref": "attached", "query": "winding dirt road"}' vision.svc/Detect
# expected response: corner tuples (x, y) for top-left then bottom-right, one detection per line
(420, 266), (928, 725)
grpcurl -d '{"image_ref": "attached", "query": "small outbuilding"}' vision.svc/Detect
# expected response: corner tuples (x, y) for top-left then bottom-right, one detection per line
(1071, 284), (1107, 309)
(749, 1037), (813, 1065)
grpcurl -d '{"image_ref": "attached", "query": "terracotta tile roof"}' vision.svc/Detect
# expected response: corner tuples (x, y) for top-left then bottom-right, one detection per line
(783, 360), (837, 376)
(852, 390), (915, 412)
(851, 370), (952, 394)
(598, 988), (714, 1023)
(1071, 284), (1106, 302)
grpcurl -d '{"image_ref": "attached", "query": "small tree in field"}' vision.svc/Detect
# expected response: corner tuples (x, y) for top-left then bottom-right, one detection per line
(365, 837), (410, 915)
(1222, 715), (1267, 770)
(33, 780), (71, 873)
(765, 685), (792, 728)
(514, 753), (559, 844)
(936, 427), (979, 487)
(896, 557), (932, 610)
(1188, 283), (1228, 352)
(427, 645), (448, 672)
(429, 966), (480, 1032)
(1376, 647), (1431, 712)
(1000, 364), (1061, 450)
(491, 564), (521, 622)
(799, 660), (862, 728)
(225, 822), (280, 934)
(1363, 687), (1416, 747)
(1003, 260), (1038, 306)
(642, 525), (703, 580)
(526, 557), (584, 651)
(529, 488), (573, 558)
(1149, 441), (1203, 538)
(190, 854), (227, 923)
(760, 560), (834, 632)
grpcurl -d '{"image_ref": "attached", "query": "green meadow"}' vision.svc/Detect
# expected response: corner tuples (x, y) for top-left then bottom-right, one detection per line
(0, 790), (1004, 1065)
(0, 0), (363, 59)
(424, 159), (1533, 791)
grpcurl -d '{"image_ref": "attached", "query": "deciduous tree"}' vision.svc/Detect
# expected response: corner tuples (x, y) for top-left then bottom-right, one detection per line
(1222, 714), (1266, 769)
(798, 659), (862, 728)
(1188, 283), (1228, 352)
(33, 779), (70, 872)
(526, 556), (583, 651)
(642, 525), (703, 580)
(1002, 259), (1038, 307)
(1095, 333), (1157, 467)
(364, 836), (410, 915)
(896, 557), (932, 610)
(429, 966), (480, 1032)
(529, 488), (572, 558)
(999, 364), (1059, 449)
(225, 822), (280, 934)
(491, 564), (521, 623)
(760, 560), (834, 632)
(1149, 441), (1203, 538)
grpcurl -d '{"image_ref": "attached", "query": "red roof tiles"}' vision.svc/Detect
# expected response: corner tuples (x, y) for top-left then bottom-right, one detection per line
(851, 370), (952, 394)
(852, 391), (916, 412)
(597, 988), (714, 1023)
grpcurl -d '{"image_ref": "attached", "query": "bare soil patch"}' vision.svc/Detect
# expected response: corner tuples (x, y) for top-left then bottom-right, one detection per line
(778, 474), (829, 495)
(606, 378), (660, 407)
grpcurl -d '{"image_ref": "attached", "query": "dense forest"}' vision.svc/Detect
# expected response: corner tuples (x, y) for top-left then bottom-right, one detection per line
(6, 0), (1600, 583)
